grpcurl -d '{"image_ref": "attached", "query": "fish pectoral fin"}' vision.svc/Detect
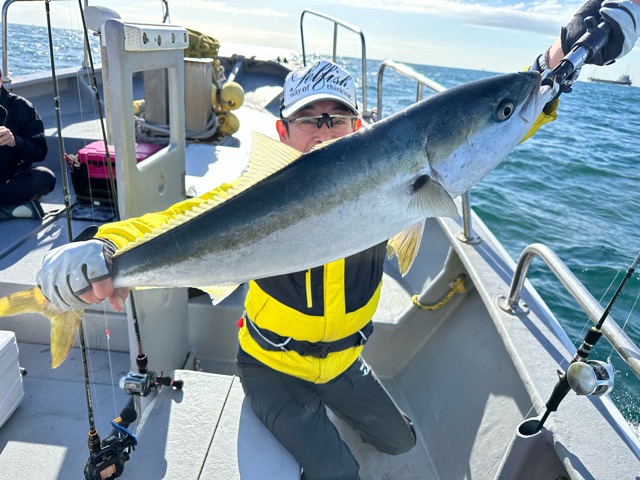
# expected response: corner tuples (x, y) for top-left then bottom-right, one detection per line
(387, 220), (426, 276)
(0, 287), (81, 369)
(198, 284), (242, 305)
(409, 177), (458, 218)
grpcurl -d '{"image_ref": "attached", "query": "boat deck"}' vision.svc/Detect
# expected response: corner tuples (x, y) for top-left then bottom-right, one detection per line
(1, 29), (640, 479)
(0, 344), (435, 479)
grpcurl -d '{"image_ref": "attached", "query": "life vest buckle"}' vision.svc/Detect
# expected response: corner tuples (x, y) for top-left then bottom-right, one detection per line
(299, 341), (332, 359)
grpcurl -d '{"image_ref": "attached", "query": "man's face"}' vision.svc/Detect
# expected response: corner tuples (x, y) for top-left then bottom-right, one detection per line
(277, 100), (360, 153)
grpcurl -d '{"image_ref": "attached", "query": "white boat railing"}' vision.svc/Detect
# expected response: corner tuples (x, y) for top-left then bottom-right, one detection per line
(299, 9), (368, 116)
(1, 0), (29, 80)
(1, 0), (92, 81)
(375, 59), (445, 119)
(499, 242), (640, 379)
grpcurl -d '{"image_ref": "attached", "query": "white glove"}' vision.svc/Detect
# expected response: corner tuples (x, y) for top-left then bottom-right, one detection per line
(36, 239), (110, 311)
(601, 0), (640, 60)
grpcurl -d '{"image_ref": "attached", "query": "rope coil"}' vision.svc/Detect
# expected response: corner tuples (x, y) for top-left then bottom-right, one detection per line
(411, 274), (467, 311)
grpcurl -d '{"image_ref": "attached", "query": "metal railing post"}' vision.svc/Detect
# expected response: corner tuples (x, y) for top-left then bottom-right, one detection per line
(498, 243), (640, 380)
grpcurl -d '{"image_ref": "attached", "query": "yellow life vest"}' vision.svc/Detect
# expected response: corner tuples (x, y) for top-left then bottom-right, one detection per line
(240, 243), (386, 384)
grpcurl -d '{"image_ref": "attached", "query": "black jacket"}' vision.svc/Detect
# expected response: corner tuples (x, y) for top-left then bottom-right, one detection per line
(0, 85), (48, 183)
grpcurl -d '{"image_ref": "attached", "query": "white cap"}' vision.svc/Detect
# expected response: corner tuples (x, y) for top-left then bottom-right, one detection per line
(281, 60), (358, 118)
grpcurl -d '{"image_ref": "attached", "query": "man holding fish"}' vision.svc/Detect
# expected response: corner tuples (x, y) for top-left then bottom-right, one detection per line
(26, 1), (640, 478)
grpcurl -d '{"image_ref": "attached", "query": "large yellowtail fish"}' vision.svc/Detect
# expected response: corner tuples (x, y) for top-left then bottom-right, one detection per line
(0, 71), (550, 368)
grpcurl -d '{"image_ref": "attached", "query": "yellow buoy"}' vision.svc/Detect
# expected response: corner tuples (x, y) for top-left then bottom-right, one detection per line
(219, 82), (244, 110)
(217, 111), (240, 135)
(133, 99), (145, 116)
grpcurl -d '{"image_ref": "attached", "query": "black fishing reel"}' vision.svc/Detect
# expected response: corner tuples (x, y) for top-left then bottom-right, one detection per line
(84, 423), (137, 480)
(119, 370), (184, 397)
(543, 16), (611, 94)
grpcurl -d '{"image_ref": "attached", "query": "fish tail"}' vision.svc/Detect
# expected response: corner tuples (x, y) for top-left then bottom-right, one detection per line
(0, 287), (82, 368)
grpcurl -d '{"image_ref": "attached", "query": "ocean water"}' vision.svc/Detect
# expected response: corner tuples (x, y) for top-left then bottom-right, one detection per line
(3, 25), (640, 430)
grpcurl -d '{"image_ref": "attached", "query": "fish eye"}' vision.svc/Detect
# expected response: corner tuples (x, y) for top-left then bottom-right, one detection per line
(495, 99), (515, 121)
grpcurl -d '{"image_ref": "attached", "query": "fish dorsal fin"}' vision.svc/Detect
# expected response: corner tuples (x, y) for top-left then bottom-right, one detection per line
(115, 133), (303, 257)
(197, 284), (242, 305)
(387, 220), (425, 276)
(308, 137), (341, 153)
(242, 132), (304, 184)
(409, 175), (458, 218)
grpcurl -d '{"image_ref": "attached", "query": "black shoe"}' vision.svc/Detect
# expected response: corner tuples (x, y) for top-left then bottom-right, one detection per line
(0, 200), (45, 220)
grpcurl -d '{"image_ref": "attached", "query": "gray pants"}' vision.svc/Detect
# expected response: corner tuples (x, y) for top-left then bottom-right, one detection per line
(237, 356), (416, 480)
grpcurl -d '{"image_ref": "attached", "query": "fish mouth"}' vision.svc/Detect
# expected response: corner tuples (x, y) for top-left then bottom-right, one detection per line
(519, 72), (552, 124)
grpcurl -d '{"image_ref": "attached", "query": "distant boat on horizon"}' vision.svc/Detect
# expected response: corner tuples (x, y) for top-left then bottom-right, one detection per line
(588, 73), (632, 86)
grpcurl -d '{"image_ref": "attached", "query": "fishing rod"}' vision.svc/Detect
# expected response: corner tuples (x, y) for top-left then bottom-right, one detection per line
(40, 2), (144, 477)
(542, 16), (611, 98)
(70, 4), (184, 478)
(42, 2), (137, 477)
(42, 1), (135, 476)
(76, 0), (120, 219)
(78, 0), (138, 472)
(44, 0), (74, 239)
(534, 251), (640, 433)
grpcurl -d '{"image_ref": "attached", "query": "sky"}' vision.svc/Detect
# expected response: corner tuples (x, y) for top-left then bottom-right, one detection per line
(6, 0), (640, 83)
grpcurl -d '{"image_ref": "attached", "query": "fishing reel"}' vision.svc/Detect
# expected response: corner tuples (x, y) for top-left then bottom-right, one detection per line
(84, 422), (137, 480)
(566, 359), (614, 396)
(119, 370), (184, 397)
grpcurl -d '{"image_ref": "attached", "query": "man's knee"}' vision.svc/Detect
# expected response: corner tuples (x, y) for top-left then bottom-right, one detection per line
(390, 417), (417, 455)
(367, 415), (416, 456)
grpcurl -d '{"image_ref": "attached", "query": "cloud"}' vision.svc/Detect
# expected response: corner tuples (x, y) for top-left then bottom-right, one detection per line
(163, 0), (290, 19)
(328, 0), (582, 37)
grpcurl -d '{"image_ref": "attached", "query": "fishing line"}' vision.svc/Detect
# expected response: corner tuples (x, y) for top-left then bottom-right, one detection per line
(75, 0), (120, 218)
(59, 9), (118, 434)
(44, 0), (102, 444)
(607, 287), (640, 361)
(571, 237), (640, 348)
(43, 0), (74, 240)
(97, 300), (120, 421)
(70, 0), (124, 454)
(162, 0), (171, 23)
(40, 0), (123, 457)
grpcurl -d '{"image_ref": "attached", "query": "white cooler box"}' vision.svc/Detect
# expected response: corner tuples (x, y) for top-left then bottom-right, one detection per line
(0, 331), (24, 428)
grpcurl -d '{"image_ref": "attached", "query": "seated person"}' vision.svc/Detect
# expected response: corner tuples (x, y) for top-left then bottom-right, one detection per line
(0, 68), (53, 220)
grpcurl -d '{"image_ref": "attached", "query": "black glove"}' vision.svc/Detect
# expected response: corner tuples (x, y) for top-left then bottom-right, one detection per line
(561, 0), (640, 65)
